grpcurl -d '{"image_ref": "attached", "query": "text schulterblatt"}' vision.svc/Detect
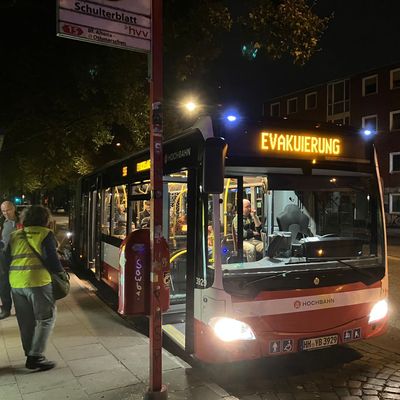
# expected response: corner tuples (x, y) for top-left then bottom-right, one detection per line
(74, 2), (138, 25)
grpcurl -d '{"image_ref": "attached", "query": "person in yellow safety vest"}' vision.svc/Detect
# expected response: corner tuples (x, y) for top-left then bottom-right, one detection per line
(4, 205), (65, 371)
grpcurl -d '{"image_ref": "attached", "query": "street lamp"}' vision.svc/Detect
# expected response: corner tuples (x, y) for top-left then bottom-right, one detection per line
(184, 101), (197, 112)
(181, 97), (201, 115)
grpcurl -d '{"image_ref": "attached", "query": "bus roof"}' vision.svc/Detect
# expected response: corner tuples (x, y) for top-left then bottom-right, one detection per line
(80, 116), (374, 187)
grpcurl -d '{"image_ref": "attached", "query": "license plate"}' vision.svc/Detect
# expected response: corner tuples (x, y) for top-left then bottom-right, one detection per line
(301, 334), (339, 351)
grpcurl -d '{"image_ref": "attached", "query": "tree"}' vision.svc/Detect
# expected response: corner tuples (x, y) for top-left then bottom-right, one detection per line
(0, 0), (329, 196)
(239, 0), (330, 65)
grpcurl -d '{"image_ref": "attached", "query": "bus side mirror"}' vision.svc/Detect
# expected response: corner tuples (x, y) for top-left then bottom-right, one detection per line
(202, 137), (227, 194)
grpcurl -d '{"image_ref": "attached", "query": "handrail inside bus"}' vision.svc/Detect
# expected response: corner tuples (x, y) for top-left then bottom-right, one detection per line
(223, 178), (231, 237)
(170, 249), (187, 263)
(171, 187), (187, 238)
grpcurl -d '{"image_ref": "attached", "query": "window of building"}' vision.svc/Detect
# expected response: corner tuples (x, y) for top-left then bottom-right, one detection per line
(305, 92), (317, 110)
(327, 80), (350, 123)
(328, 116), (350, 126)
(390, 152), (400, 173)
(270, 102), (280, 117)
(390, 68), (400, 90)
(389, 193), (400, 214)
(390, 110), (400, 131)
(362, 75), (378, 96)
(362, 114), (378, 132)
(287, 97), (297, 114)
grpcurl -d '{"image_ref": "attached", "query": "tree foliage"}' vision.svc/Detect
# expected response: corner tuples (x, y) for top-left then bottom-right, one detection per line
(0, 0), (330, 197)
(239, 0), (331, 65)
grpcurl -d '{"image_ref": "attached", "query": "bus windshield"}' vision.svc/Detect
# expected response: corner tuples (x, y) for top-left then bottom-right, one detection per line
(206, 170), (385, 293)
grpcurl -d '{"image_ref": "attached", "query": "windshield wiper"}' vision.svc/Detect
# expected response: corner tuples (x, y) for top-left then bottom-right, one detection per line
(243, 259), (377, 288)
(243, 270), (293, 288)
(334, 259), (376, 286)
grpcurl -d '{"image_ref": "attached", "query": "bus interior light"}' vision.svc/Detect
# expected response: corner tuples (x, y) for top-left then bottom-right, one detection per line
(368, 299), (388, 323)
(209, 317), (256, 342)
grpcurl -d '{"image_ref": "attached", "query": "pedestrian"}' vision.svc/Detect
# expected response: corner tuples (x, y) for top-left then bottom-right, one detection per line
(0, 200), (20, 319)
(139, 200), (151, 228)
(5, 205), (65, 371)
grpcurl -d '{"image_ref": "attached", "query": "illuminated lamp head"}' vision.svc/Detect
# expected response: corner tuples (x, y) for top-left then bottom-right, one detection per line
(361, 127), (376, 138)
(222, 108), (240, 127)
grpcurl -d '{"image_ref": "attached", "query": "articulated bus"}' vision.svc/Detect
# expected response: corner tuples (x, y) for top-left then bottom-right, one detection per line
(72, 116), (388, 363)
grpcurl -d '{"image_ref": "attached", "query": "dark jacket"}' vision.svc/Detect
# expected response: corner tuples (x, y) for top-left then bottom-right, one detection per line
(233, 214), (262, 240)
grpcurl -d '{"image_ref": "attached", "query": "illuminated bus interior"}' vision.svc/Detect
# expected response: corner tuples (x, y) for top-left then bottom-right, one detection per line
(201, 169), (384, 296)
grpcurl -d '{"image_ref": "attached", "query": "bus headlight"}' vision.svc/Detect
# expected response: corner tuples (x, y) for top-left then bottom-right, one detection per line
(209, 317), (256, 342)
(368, 299), (388, 323)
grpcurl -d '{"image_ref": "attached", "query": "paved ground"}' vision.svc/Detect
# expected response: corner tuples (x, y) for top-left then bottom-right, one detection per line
(1, 220), (400, 400)
(0, 273), (234, 400)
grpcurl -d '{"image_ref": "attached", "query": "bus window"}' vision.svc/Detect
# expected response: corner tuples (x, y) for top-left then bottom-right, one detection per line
(138, 200), (151, 228)
(166, 172), (187, 303)
(216, 177), (267, 265)
(130, 183), (150, 230)
(101, 188), (112, 235)
(110, 185), (127, 239)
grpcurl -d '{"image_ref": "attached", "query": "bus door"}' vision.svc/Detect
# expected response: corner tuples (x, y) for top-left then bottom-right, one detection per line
(87, 190), (98, 275)
(162, 171), (191, 349)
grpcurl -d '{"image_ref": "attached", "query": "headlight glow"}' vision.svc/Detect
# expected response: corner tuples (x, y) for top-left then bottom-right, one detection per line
(209, 317), (256, 342)
(369, 299), (388, 323)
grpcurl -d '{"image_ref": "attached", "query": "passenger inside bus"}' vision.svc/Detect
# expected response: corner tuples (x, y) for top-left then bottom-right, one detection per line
(232, 199), (264, 262)
(113, 203), (127, 235)
(139, 200), (151, 228)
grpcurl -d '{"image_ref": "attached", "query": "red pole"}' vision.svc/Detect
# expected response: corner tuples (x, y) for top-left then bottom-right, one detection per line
(145, 0), (167, 399)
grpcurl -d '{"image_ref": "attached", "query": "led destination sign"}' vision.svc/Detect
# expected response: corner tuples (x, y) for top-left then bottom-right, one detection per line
(136, 159), (151, 172)
(261, 132), (341, 156)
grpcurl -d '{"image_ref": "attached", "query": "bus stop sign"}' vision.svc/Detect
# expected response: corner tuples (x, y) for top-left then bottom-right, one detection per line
(57, 0), (151, 53)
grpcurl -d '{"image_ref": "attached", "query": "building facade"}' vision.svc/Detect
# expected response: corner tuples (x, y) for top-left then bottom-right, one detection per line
(263, 63), (400, 227)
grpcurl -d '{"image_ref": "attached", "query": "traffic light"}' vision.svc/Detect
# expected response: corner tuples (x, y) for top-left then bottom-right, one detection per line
(241, 42), (260, 60)
(14, 196), (22, 205)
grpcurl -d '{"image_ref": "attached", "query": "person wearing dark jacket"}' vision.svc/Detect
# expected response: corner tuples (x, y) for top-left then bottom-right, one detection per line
(5, 205), (65, 371)
(0, 201), (20, 319)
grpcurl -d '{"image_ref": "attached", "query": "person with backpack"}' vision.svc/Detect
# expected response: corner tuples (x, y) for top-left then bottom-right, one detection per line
(5, 205), (65, 371)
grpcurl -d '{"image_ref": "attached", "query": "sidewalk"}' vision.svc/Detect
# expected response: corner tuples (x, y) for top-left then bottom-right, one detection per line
(0, 273), (234, 400)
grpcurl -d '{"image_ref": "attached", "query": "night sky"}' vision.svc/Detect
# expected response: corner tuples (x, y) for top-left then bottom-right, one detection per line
(210, 0), (400, 118)
(1, 1), (399, 121)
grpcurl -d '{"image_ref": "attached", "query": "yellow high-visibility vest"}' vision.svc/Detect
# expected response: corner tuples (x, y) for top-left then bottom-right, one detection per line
(9, 226), (52, 289)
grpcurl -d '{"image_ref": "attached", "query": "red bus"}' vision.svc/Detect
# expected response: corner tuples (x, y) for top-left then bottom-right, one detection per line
(72, 116), (388, 363)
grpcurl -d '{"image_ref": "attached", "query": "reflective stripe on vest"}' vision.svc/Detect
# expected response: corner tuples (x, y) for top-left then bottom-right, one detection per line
(9, 226), (52, 288)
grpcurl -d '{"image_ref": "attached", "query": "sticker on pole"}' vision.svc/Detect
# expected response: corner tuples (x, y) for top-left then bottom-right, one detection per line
(163, 272), (171, 287)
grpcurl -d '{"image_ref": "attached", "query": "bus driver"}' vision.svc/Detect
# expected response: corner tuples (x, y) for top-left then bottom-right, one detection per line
(233, 199), (264, 262)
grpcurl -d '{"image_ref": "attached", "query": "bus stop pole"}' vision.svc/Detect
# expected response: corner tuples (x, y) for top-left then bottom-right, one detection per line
(145, 0), (167, 399)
